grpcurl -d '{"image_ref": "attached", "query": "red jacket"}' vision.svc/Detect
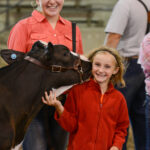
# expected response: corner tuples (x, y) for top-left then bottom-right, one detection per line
(55, 79), (129, 150)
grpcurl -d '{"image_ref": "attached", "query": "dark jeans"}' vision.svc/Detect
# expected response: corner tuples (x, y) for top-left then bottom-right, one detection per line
(23, 105), (69, 150)
(145, 94), (150, 150)
(23, 118), (48, 150)
(117, 58), (146, 150)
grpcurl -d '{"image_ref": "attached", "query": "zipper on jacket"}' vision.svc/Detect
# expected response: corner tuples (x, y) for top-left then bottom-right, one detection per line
(94, 94), (104, 149)
(100, 94), (104, 107)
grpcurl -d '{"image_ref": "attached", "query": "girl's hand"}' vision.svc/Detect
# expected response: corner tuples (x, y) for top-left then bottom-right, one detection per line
(42, 91), (59, 107)
(42, 91), (64, 117)
(109, 146), (119, 150)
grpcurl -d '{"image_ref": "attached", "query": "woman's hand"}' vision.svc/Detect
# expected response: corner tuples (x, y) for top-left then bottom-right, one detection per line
(42, 91), (64, 117)
(109, 146), (119, 150)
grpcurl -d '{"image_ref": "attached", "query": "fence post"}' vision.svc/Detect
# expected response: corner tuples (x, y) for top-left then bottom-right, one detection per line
(5, 0), (10, 27)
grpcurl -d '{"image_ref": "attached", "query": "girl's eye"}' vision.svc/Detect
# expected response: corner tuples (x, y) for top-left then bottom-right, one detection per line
(105, 65), (111, 68)
(95, 63), (100, 66)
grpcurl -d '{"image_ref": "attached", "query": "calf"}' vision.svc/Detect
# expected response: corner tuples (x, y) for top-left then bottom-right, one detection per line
(0, 41), (91, 150)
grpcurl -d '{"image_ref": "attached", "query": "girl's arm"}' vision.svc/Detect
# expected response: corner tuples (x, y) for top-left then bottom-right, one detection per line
(112, 97), (129, 149)
(42, 91), (64, 117)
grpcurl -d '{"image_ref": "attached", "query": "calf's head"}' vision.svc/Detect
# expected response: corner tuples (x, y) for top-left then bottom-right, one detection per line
(1, 41), (92, 88)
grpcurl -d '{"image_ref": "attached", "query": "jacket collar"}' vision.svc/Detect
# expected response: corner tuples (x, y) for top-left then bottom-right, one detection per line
(88, 78), (114, 94)
(32, 10), (65, 25)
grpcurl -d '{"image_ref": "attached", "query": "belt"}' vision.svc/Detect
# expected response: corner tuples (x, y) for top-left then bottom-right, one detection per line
(124, 55), (138, 61)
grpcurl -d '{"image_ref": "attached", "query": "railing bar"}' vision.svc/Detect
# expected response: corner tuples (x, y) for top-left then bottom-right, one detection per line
(0, 0), (23, 14)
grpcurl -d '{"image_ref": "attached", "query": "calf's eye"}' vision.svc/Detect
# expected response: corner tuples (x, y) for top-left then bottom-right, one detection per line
(63, 52), (70, 57)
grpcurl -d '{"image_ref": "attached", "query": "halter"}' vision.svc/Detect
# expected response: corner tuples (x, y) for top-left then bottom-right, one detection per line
(24, 55), (84, 83)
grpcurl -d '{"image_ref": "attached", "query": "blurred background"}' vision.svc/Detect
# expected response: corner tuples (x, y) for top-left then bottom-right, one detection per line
(0, 0), (135, 149)
(0, 0), (116, 53)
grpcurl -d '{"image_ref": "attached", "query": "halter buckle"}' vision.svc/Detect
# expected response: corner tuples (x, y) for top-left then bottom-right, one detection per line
(51, 65), (62, 72)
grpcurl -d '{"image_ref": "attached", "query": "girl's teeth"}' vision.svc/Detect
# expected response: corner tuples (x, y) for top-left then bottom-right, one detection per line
(49, 6), (57, 8)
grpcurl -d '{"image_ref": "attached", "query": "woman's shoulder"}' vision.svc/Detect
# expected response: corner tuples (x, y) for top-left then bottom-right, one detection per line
(16, 10), (40, 26)
(10, 16), (35, 35)
(12, 17), (32, 30)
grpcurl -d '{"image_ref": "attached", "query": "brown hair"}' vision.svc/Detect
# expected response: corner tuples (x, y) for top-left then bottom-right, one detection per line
(88, 46), (126, 88)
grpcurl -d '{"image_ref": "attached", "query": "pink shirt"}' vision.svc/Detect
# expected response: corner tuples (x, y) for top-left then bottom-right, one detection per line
(7, 10), (83, 54)
(139, 33), (150, 95)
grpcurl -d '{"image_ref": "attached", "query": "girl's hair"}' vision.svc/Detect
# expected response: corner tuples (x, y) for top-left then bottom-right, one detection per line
(88, 46), (126, 88)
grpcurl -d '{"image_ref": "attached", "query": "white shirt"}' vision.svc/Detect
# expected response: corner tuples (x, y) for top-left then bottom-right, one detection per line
(105, 0), (150, 57)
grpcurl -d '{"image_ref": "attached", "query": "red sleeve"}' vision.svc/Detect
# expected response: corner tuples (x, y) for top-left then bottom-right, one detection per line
(7, 21), (28, 53)
(55, 87), (78, 132)
(112, 97), (129, 149)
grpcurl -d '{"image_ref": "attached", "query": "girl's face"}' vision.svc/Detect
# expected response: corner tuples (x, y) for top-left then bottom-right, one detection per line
(92, 52), (119, 85)
(36, 0), (64, 18)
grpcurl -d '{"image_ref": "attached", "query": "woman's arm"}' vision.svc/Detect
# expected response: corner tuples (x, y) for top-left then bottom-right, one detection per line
(76, 26), (83, 54)
(7, 21), (28, 52)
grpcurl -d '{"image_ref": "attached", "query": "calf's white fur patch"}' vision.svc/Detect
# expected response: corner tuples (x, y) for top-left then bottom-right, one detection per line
(11, 141), (23, 150)
(71, 52), (89, 62)
(52, 85), (74, 98)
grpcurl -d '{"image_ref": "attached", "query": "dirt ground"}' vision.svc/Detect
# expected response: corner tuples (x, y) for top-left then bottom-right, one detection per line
(127, 126), (135, 150)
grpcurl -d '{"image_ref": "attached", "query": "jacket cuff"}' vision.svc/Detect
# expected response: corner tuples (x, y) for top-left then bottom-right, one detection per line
(112, 142), (122, 150)
(54, 108), (67, 122)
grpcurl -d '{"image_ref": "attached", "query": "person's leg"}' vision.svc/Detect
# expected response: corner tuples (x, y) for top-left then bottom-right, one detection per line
(41, 97), (69, 150)
(50, 117), (69, 150)
(145, 95), (150, 150)
(130, 78), (146, 150)
(46, 96), (69, 150)
(118, 59), (146, 150)
(23, 117), (48, 150)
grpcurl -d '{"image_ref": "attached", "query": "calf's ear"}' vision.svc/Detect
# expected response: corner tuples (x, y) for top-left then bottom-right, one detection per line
(0, 49), (25, 65)
(47, 42), (54, 52)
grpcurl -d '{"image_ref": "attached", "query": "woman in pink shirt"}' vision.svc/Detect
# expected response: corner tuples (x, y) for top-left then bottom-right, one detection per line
(139, 33), (150, 150)
(7, 0), (83, 150)
(8, 0), (83, 54)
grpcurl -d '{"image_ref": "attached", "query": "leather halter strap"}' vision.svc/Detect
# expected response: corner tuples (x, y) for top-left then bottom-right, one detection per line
(24, 55), (84, 83)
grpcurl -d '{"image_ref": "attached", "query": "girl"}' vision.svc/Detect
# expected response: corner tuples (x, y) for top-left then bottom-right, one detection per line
(8, 0), (83, 149)
(42, 46), (129, 150)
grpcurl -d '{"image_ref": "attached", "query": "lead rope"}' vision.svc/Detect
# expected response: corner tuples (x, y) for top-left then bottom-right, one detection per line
(72, 22), (76, 52)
